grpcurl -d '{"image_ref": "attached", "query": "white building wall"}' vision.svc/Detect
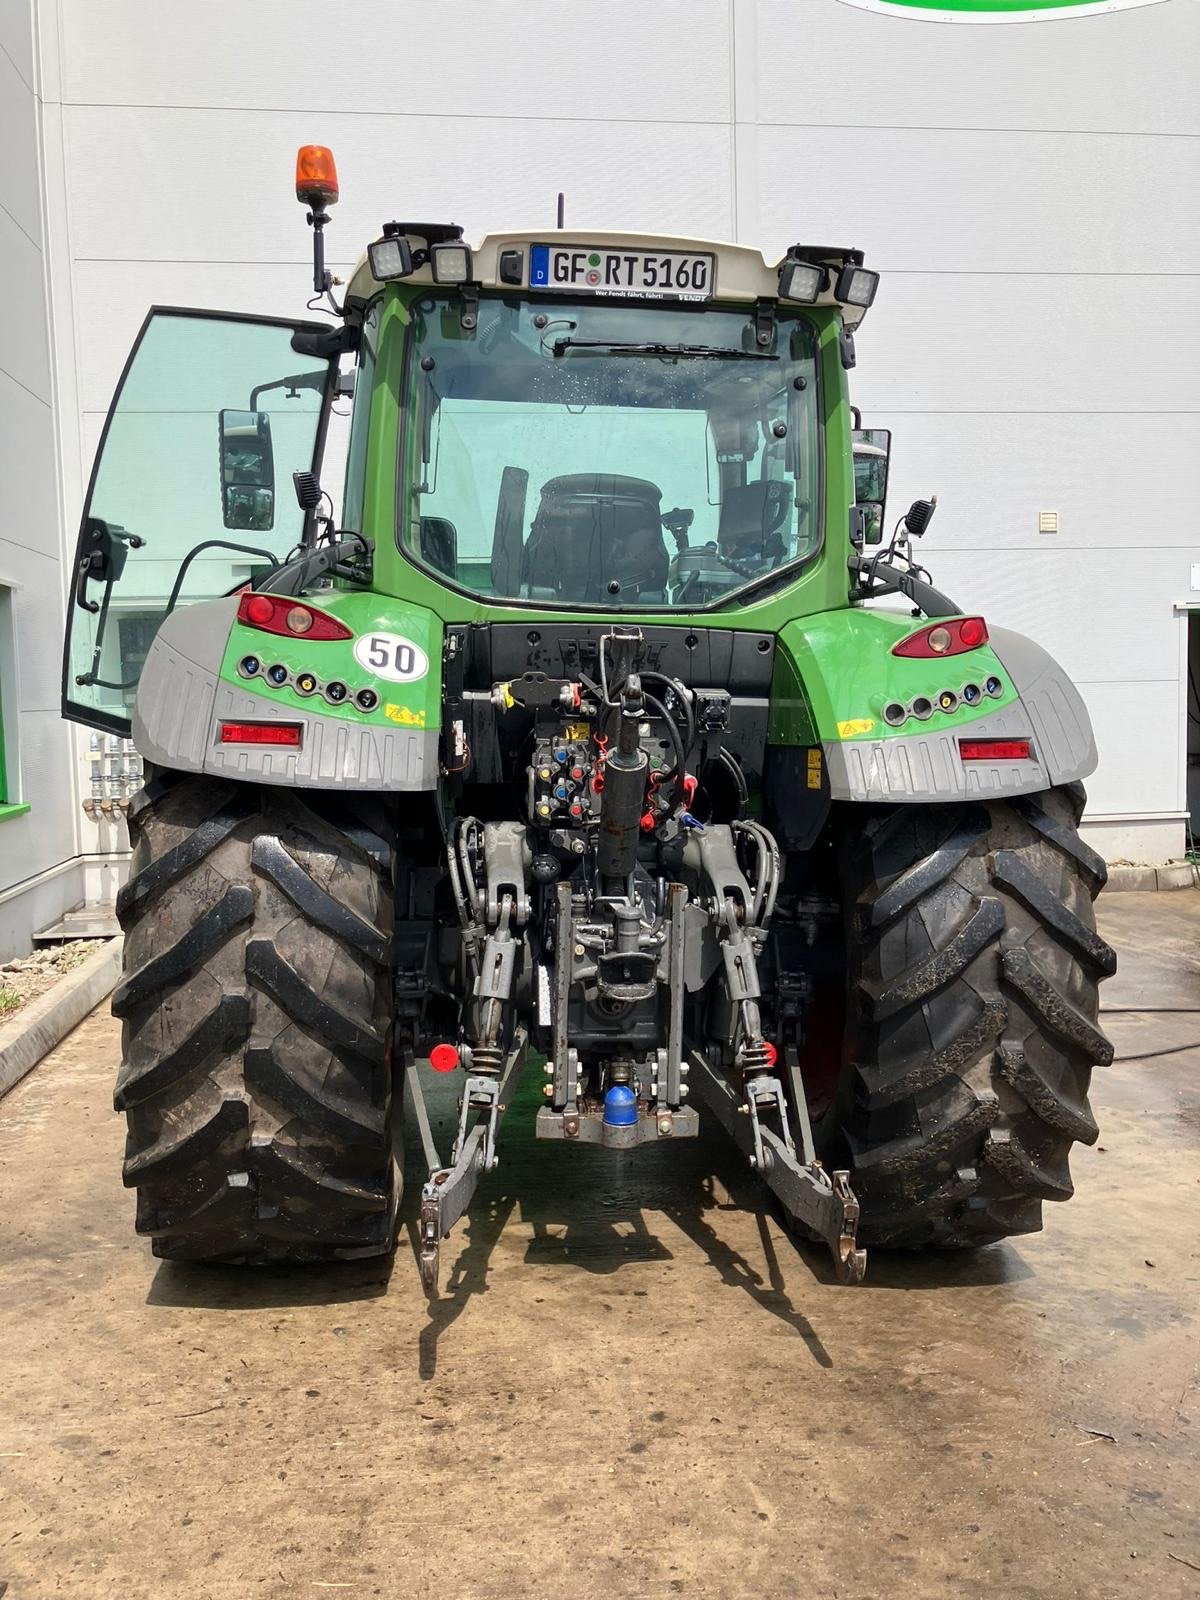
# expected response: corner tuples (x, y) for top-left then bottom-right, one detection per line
(21, 0), (1200, 871)
(0, 0), (86, 960)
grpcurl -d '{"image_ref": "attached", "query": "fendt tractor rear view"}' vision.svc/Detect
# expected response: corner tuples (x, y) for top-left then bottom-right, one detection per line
(61, 146), (1115, 1290)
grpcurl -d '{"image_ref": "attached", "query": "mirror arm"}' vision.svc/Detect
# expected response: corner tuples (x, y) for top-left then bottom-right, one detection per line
(165, 539), (279, 618)
(256, 534), (373, 597)
(248, 370), (329, 410)
(848, 555), (961, 619)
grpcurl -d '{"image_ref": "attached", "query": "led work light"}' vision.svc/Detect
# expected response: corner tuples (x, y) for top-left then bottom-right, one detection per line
(367, 234), (414, 281)
(778, 261), (827, 303)
(835, 264), (879, 309)
(431, 243), (472, 284)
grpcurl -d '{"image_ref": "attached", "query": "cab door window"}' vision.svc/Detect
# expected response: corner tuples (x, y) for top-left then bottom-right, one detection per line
(63, 309), (333, 732)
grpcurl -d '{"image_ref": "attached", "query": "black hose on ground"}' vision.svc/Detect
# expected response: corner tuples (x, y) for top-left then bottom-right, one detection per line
(1113, 1041), (1200, 1061)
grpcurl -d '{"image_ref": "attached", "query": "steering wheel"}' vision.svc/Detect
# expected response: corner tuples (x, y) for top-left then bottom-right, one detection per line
(670, 541), (763, 584)
(668, 543), (766, 606)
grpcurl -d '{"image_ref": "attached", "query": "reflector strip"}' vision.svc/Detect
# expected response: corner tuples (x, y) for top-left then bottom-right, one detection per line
(219, 721), (303, 747)
(959, 738), (1031, 761)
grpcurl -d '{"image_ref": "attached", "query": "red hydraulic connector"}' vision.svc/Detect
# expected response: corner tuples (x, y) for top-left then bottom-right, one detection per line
(429, 1043), (460, 1074)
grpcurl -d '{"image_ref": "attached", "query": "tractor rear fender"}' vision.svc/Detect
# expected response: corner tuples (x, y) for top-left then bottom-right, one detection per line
(133, 594), (442, 790)
(770, 610), (1096, 804)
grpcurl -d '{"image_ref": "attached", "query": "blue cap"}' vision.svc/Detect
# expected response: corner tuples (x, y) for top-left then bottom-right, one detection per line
(602, 1084), (639, 1126)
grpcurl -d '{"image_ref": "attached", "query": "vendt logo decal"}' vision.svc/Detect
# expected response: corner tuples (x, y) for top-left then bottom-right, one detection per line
(838, 0), (1169, 22)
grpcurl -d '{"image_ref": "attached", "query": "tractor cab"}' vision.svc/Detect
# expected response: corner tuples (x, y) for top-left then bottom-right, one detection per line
(347, 224), (878, 617)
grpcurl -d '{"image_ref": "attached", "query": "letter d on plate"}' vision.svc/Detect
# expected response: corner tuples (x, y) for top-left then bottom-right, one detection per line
(353, 632), (429, 683)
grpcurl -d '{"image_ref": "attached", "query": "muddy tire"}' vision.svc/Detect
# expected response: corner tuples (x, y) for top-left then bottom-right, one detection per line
(113, 770), (399, 1263)
(831, 783), (1115, 1247)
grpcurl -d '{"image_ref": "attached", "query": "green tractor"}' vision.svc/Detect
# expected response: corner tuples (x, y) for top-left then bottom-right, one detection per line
(62, 147), (1114, 1287)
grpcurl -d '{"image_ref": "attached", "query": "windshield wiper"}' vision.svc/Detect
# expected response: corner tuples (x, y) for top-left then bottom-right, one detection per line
(551, 338), (778, 361)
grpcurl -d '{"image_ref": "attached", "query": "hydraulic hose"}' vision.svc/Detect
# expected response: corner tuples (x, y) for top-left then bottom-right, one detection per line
(640, 671), (696, 761)
(718, 747), (749, 818)
(642, 691), (686, 784)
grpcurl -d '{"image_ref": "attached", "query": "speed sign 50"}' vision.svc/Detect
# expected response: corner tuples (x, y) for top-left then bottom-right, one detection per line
(353, 631), (430, 683)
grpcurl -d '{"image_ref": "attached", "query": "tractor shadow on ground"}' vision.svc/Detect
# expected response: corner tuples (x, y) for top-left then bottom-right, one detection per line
(146, 1249), (396, 1311)
(846, 1240), (1034, 1292)
(405, 1067), (1037, 1376)
(406, 1078), (843, 1376)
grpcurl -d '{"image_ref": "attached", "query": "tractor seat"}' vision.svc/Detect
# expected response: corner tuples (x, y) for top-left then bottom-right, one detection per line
(523, 473), (668, 603)
(717, 479), (793, 567)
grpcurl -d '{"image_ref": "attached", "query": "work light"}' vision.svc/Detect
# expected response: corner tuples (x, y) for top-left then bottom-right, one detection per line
(835, 264), (879, 309)
(367, 235), (413, 281)
(431, 243), (473, 284)
(778, 261), (826, 303)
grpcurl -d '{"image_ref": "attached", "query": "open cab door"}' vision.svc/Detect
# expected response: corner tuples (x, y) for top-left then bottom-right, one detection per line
(62, 308), (340, 735)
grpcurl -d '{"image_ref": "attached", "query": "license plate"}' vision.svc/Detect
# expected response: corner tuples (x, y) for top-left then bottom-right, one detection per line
(529, 244), (715, 300)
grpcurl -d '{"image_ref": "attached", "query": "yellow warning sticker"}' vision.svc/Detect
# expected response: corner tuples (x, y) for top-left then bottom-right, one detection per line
(385, 703), (427, 728)
(837, 718), (876, 738)
(806, 749), (823, 789)
(806, 748), (822, 768)
(564, 721), (591, 742)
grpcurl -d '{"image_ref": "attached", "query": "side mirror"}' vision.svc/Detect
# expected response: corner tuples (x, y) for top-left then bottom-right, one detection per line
(852, 426), (890, 545)
(219, 409), (275, 531)
(852, 427), (891, 503)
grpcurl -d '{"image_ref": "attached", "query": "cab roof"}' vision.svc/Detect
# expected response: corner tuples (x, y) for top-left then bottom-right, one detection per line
(343, 229), (874, 328)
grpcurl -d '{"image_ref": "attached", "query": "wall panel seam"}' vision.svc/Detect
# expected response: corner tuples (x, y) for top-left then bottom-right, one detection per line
(0, 366), (51, 409)
(54, 97), (1200, 141)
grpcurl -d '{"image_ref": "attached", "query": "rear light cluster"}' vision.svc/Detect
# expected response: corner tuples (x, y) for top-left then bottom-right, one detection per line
(237, 591), (352, 641)
(892, 616), (988, 659)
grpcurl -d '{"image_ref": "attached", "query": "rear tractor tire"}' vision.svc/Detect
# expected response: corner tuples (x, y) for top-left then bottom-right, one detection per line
(831, 783), (1115, 1248)
(113, 770), (399, 1263)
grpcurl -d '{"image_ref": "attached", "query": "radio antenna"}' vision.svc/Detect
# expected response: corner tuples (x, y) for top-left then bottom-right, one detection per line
(556, 192), (565, 230)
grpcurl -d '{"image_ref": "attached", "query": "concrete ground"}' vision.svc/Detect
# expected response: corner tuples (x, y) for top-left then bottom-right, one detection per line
(1, 892), (1197, 1600)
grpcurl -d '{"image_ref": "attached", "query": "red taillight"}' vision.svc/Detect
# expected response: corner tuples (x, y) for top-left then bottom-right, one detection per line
(429, 1043), (460, 1074)
(219, 721), (303, 747)
(236, 592), (352, 641)
(959, 738), (1032, 761)
(892, 617), (989, 658)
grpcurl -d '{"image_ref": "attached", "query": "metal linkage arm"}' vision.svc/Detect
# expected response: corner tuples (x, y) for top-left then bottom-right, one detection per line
(413, 1027), (528, 1296)
(687, 1048), (867, 1284)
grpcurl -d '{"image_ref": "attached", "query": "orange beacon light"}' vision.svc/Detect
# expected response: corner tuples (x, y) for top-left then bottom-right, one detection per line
(295, 144), (339, 209)
(295, 145), (338, 295)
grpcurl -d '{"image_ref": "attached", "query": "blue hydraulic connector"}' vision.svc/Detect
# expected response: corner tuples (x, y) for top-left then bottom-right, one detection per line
(602, 1084), (638, 1126)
